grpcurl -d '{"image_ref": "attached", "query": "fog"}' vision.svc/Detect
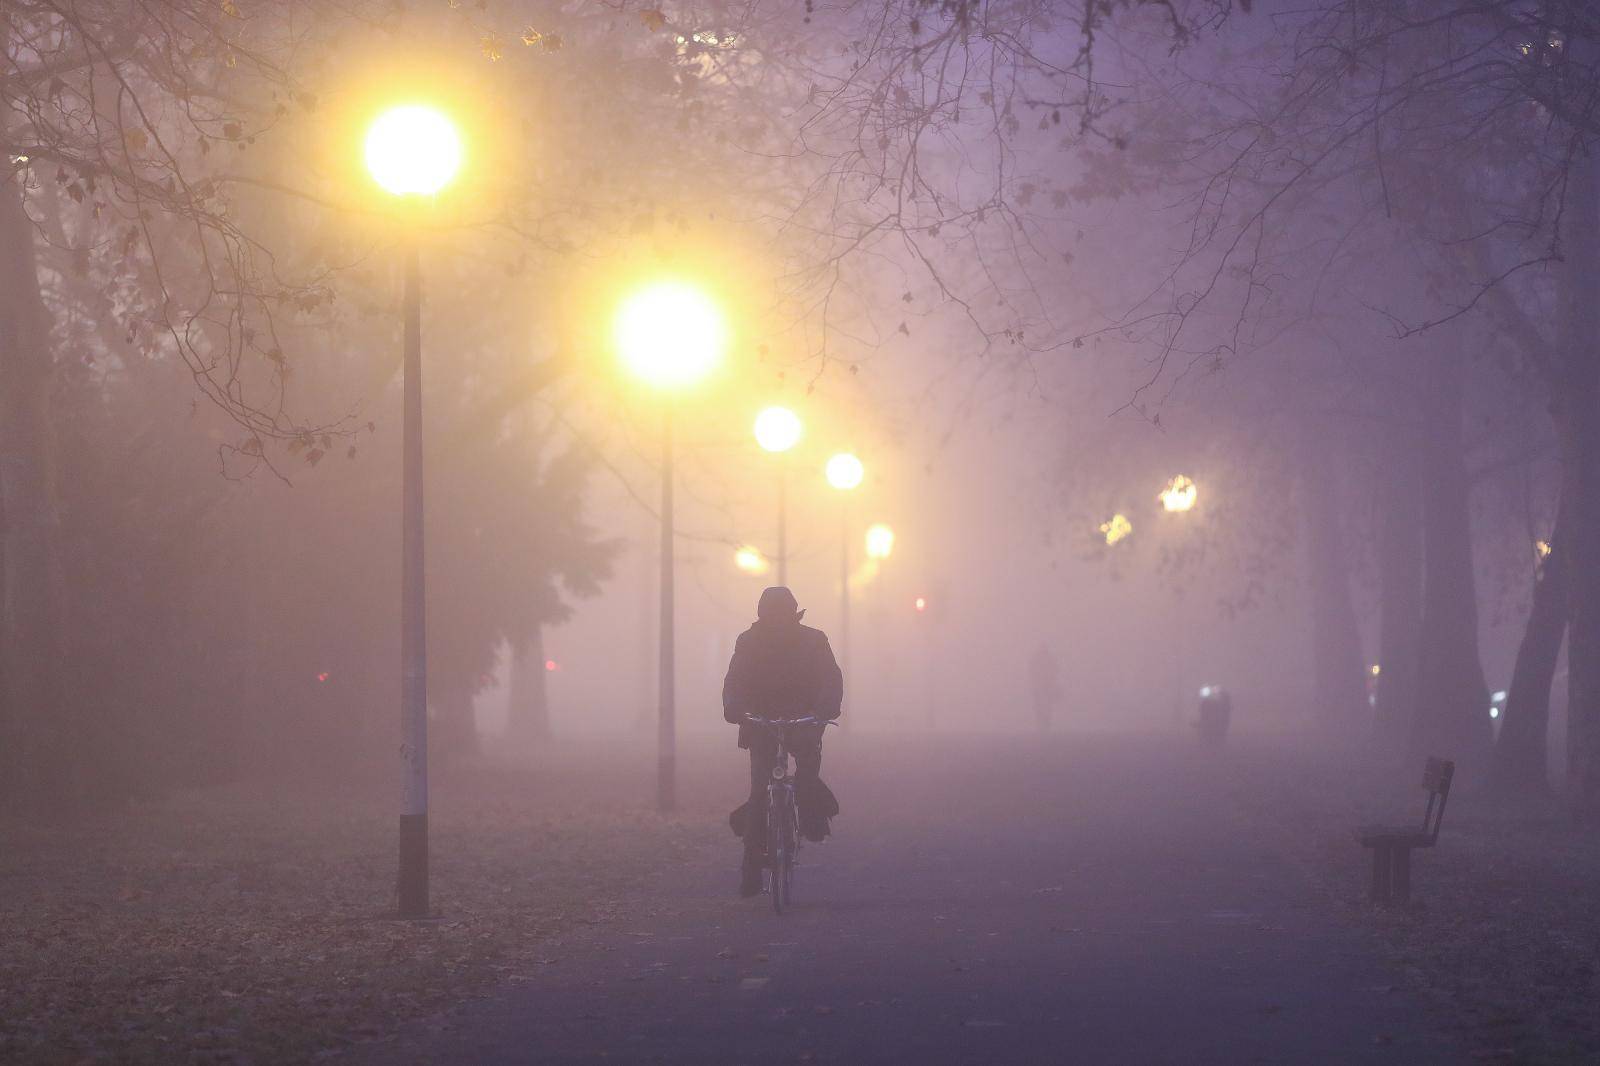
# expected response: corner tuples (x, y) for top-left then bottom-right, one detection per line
(4, 1), (1598, 1062)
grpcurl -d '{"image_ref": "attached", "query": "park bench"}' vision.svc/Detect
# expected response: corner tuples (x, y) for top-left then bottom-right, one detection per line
(1356, 757), (1454, 903)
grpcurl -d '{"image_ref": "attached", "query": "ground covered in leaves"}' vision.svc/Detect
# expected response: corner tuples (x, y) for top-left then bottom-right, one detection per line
(1228, 736), (1600, 1064)
(0, 739), (726, 1065)
(6, 731), (1598, 1063)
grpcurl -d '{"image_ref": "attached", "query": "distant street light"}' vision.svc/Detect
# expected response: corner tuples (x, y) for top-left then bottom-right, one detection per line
(753, 406), (803, 583)
(616, 280), (727, 813)
(734, 545), (771, 575)
(1158, 474), (1199, 723)
(1159, 474), (1198, 513)
(865, 523), (895, 561)
(1100, 513), (1133, 546)
(826, 451), (865, 491)
(365, 101), (463, 920)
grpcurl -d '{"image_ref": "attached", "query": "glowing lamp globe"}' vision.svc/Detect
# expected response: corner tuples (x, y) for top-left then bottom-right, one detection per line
(753, 406), (803, 454)
(615, 282), (727, 389)
(734, 546), (770, 575)
(1159, 474), (1198, 513)
(864, 523), (895, 560)
(825, 452), (864, 491)
(364, 104), (462, 196)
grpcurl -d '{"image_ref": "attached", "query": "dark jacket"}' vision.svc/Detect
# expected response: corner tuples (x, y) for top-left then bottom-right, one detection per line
(722, 619), (843, 749)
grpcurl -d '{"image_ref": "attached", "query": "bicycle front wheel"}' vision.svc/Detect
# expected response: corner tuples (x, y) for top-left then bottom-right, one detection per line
(768, 791), (791, 914)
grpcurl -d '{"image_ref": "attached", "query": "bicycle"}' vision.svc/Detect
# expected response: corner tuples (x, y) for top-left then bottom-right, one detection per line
(743, 715), (834, 914)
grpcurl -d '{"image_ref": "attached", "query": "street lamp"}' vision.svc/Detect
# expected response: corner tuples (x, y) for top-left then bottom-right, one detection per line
(1159, 474), (1198, 513)
(1158, 474), (1199, 723)
(753, 406), (803, 584)
(734, 545), (771, 575)
(865, 523), (895, 561)
(826, 452), (865, 491)
(1099, 513), (1133, 546)
(826, 452), (864, 694)
(365, 101), (462, 920)
(616, 280), (727, 812)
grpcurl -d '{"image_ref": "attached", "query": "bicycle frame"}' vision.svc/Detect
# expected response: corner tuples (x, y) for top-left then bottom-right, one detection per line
(744, 715), (832, 912)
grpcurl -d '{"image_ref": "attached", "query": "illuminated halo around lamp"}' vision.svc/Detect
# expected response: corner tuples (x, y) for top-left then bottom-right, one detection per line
(614, 281), (728, 390)
(826, 452), (864, 491)
(364, 104), (463, 196)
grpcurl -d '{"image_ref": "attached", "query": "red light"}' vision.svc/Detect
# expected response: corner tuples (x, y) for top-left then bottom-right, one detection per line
(316, 672), (329, 683)
(544, 659), (559, 672)
(914, 597), (927, 612)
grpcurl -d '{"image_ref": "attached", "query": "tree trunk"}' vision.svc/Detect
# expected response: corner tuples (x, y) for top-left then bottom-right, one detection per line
(1374, 431), (1424, 750)
(1490, 500), (1567, 798)
(1560, 151), (1600, 818)
(1301, 436), (1367, 728)
(1409, 353), (1492, 768)
(509, 628), (551, 744)
(0, 174), (67, 810)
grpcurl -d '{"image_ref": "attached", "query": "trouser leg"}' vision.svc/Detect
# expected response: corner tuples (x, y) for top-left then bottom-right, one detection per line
(793, 729), (828, 837)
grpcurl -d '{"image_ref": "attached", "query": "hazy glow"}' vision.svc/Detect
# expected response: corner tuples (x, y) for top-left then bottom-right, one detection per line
(1100, 513), (1132, 545)
(1370, 663), (1381, 677)
(914, 596), (927, 612)
(1159, 475), (1198, 513)
(826, 452), (864, 491)
(364, 104), (462, 196)
(544, 659), (559, 672)
(865, 523), (895, 560)
(734, 546), (770, 575)
(753, 406), (803, 453)
(614, 282), (727, 389)
(1536, 539), (1552, 559)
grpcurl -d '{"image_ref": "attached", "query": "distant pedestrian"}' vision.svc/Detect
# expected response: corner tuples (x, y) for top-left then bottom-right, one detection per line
(1029, 643), (1063, 731)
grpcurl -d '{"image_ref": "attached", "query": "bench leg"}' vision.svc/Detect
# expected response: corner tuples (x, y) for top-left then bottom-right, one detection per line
(1392, 846), (1411, 903)
(1370, 845), (1392, 902)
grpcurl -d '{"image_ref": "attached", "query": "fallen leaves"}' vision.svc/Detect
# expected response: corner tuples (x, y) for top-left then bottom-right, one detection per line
(0, 764), (719, 1064)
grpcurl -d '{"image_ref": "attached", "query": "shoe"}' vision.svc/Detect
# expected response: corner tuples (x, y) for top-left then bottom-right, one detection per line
(739, 865), (763, 898)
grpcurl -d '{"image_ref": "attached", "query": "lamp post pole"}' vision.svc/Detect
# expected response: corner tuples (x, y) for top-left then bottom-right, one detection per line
(657, 408), (676, 813)
(364, 101), (460, 920)
(398, 241), (429, 918)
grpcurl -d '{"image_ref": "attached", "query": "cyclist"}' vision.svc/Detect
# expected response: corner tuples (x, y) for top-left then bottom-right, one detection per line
(722, 586), (843, 897)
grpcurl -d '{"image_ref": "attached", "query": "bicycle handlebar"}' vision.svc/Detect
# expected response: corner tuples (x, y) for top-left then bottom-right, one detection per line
(743, 714), (838, 728)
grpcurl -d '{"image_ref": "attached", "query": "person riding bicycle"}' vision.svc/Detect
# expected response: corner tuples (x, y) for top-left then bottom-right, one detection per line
(722, 586), (843, 897)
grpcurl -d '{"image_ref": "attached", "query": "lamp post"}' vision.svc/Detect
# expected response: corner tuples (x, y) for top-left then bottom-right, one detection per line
(825, 452), (865, 688)
(615, 280), (727, 812)
(365, 102), (462, 920)
(753, 406), (802, 585)
(1158, 474), (1199, 724)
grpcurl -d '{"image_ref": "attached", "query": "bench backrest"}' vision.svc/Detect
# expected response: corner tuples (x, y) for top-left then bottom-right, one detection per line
(1419, 757), (1455, 844)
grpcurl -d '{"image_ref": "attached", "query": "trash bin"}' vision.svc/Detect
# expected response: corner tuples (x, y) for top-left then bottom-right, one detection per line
(1196, 685), (1231, 745)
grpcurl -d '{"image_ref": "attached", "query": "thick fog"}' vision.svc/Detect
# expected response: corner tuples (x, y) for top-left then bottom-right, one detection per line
(5, 1), (1599, 1061)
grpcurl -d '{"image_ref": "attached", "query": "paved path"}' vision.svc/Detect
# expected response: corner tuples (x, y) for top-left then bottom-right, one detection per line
(374, 733), (1461, 1064)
